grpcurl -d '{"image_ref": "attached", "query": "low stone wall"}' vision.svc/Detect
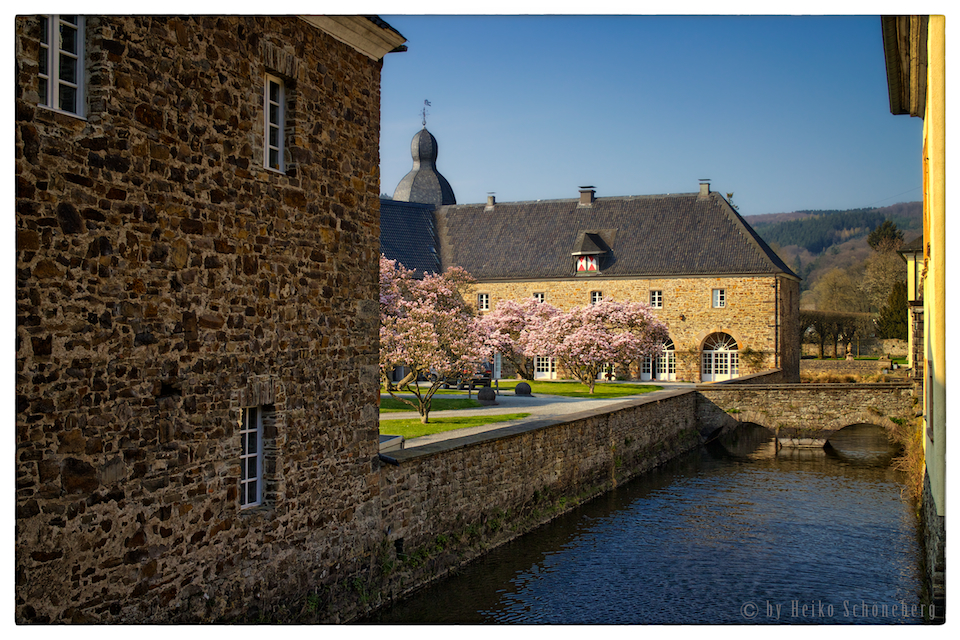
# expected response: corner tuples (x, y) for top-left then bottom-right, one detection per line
(800, 358), (899, 376)
(801, 339), (908, 358)
(361, 390), (701, 619)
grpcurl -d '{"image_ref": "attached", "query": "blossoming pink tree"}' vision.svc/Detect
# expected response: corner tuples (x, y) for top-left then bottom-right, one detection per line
(524, 300), (670, 393)
(380, 256), (488, 423)
(478, 298), (560, 380)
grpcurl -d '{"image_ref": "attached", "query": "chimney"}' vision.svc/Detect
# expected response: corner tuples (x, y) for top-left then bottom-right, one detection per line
(485, 193), (496, 210)
(578, 186), (596, 207)
(698, 179), (710, 198)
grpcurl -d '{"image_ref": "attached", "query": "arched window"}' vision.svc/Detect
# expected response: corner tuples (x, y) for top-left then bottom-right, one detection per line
(701, 333), (739, 382)
(640, 339), (676, 382)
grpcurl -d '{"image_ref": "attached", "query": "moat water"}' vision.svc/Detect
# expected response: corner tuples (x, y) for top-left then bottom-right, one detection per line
(366, 424), (927, 624)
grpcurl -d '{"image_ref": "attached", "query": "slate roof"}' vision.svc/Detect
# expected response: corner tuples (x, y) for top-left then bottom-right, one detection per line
(899, 234), (923, 253)
(379, 199), (440, 275)
(434, 192), (799, 281)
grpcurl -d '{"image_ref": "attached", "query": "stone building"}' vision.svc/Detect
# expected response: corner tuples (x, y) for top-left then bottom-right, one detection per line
(382, 132), (800, 383)
(15, 15), (405, 622)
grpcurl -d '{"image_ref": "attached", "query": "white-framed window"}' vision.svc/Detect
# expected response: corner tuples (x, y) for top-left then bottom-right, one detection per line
(239, 407), (263, 508)
(534, 356), (556, 380)
(591, 291), (603, 305)
(640, 339), (676, 382)
(701, 333), (739, 382)
(264, 74), (285, 171)
(478, 293), (490, 311)
(650, 290), (663, 308)
(712, 288), (726, 308)
(39, 15), (85, 117)
(533, 292), (545, 304)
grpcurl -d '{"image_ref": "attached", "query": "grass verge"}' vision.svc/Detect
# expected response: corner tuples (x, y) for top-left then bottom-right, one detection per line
(379, 413), (531, 439)
(495, 380), (662, 398)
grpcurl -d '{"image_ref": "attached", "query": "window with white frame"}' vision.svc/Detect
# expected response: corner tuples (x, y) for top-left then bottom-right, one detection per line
(712, 288), (726, 308)
(39, 15), (85, 117)
(264, 74), (285, 171)
(534, 356), (556, 379)
(650, 290), (663, 308)
(239, 407), (263, 508)
(591, 290), (603, 305)
(478, 293), (490, 311)
(533, 292), (545, 303)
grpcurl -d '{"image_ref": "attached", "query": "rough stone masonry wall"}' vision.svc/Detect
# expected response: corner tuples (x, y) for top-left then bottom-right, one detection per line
(16, 16), (384, 623)
(696, 383), (916, 441)
(472, 274), (799, 382)
(369, 392), (701, 614)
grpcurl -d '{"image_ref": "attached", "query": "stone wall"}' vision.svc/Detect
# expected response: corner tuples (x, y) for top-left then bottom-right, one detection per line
(16, 16), (385, 623)
(920, 472), (946, 621)
(470, 275), (799, 382)
(800, 358), (901, 377)
(364, 390), (702, 616)
(696, 382), (916, 442)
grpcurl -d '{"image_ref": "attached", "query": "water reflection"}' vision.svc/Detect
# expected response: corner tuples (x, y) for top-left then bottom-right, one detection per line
(367, 424), (921, 624)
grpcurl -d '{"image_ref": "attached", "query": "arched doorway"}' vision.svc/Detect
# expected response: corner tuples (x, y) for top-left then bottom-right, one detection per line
(640, 339), (676, 381)
(701, 333), (739, 382)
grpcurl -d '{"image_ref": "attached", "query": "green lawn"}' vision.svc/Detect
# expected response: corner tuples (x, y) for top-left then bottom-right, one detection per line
(379, 413), (532, 439)
(379, 396), (482, 413)
(495, 380), (662, 398)
(386, 380), (662, 399)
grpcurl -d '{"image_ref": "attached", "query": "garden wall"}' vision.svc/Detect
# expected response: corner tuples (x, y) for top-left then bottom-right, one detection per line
(363, 390), (701, 617)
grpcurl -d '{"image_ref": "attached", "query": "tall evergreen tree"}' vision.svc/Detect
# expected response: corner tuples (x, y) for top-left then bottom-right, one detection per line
(867, 219), (904, 251)
(876, 281), (908, 340)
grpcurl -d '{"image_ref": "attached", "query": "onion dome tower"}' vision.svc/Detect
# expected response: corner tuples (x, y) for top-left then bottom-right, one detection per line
(392, 126), (457, 205)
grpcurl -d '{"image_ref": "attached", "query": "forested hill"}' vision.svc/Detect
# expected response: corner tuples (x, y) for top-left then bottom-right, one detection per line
(744, 201), (921, 292)
(747, 202), (921, 255)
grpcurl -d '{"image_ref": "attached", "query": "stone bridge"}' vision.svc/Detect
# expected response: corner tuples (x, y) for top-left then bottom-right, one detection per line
(696, 380), (917, 448)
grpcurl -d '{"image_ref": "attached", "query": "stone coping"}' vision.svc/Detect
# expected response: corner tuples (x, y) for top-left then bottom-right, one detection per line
(387, 388), (694, 463)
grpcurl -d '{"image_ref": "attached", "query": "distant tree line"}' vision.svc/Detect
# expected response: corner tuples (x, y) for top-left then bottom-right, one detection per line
(794, 218), (910, 354)
(752, 208), (917, 255)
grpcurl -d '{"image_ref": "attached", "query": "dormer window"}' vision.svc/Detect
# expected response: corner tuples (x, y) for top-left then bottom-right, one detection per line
(576, 256), (599, 272)
(571, 230), (613, 275)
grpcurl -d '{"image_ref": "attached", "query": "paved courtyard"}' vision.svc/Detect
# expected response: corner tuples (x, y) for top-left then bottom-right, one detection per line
(380, 382), (695, 448)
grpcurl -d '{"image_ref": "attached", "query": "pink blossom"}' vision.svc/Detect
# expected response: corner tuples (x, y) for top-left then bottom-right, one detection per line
(522, 299), (669, 393)
(380, 256), (488, 423)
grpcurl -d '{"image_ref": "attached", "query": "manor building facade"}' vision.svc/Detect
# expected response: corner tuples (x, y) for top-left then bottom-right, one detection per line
(381, 130), (800, 383)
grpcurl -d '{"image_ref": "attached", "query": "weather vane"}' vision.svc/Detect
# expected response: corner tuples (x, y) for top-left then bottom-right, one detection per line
(421, 99), (431, 126)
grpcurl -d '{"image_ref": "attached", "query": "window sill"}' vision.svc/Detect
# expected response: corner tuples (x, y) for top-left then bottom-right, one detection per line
(37, 104), (87, 121)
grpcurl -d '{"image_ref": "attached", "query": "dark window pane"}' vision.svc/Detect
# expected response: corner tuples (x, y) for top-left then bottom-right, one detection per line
(59, 53), (76, 83)
(269, 149), (279, 169)
(40, 18), (49, 44)
(39, 78), (48, 105)
(246, 457), (257, 479)
(247, 482), (258, 505)
(58, 84), (76, 112)
(247, 432), (257, 454)
(269, 80), (280, 103)
(60, 23), (77, 54)
(269, 103), (279, 125)
(269, 125), (279, 147)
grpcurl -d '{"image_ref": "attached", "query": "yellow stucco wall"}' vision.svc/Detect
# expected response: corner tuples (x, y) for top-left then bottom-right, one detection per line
(922, 15), (946, 516)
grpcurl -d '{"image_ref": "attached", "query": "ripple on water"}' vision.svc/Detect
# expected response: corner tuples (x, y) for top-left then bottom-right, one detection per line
(369, 426), (922, 624)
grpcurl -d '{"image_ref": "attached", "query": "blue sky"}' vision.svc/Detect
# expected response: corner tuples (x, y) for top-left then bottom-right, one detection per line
(379, 14), (924, 216)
